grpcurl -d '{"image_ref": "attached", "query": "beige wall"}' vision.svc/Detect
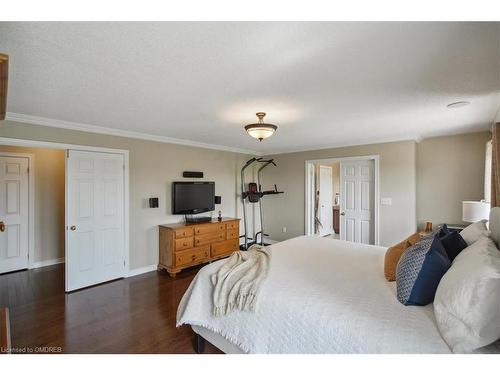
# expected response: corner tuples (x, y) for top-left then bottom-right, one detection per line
(262, 132), (491, 246)
(0, 145), (65, 263)
(0, 120), (251, 270)
(262, 140), (417, 246)
(0, 120), (490, 263)
(416, 131), (491, 228)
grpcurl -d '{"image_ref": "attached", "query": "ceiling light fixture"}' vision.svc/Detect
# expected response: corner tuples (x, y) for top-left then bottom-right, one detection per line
(244, 112), (278, 142)
(446, 101), (470, 109)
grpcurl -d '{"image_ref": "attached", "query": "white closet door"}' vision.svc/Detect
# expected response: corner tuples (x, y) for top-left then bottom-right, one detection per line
(340, 160), (375, 244)
(66, 150), (125, 291)
(0, 156), (29, 274)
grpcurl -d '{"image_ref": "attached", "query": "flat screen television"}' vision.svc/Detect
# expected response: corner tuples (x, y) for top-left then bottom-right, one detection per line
(172, 181), (215, 215)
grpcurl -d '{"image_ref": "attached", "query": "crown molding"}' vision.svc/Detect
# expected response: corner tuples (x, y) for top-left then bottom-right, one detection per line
(261, 135), (420, 156)
(5, 112), (261, 156)
(7, 112), (482, 157)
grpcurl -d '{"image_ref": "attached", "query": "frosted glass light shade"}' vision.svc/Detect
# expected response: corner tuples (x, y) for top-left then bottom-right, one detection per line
(462, 201), (490, 223)
(244, 112), (278, 142)
(245, 126), (276, 141)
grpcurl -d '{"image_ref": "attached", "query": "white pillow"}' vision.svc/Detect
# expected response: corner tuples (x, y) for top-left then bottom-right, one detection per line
(434, 236), (500, 353)
(459, 220), (489, 245)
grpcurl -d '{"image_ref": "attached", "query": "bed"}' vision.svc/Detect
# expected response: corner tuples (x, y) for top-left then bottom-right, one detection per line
(176, 235), (500, 354)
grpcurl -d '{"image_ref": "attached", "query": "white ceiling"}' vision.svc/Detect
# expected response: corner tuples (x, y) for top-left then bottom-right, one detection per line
(1, 22), (499, 154)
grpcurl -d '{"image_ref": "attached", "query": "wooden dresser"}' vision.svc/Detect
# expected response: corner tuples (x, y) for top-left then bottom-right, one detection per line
(158, 217), (240, 277)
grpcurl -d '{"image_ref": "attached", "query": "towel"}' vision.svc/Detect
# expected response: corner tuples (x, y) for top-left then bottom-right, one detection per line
(211, 244), (271, 316)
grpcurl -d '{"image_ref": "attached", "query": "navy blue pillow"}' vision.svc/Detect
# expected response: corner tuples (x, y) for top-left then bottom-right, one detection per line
(438, 224), (450, 238)
(396, 234), (451, 306)
(438, 231), (467, 262)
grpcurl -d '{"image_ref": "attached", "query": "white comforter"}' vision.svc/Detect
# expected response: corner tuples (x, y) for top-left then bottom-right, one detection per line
(177, 236), (452, 354)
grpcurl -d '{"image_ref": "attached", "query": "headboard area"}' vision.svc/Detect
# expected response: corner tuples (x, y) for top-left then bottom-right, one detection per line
(488, 206), (500, 247)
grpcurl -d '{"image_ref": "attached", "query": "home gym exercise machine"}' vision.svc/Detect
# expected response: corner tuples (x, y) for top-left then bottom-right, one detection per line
(240, 157), (284, 250)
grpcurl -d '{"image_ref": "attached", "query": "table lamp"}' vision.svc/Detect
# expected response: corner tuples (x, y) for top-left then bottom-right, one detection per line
(462, 201), (490, 223)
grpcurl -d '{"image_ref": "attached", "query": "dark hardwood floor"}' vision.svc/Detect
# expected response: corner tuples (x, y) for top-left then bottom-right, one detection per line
(0, 264), (222, 354)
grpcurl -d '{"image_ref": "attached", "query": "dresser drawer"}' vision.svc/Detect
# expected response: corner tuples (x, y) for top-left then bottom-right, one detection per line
(175, 236), (193, 251)
(211, 239), (239, 258)
(226, 221), (239, 230)
(174, 227), (193, 239)
(194, 231), (225, 246)
(226, 228), (239, 240)
(194, 223), (225, 235)
(175, 246), (210, 267)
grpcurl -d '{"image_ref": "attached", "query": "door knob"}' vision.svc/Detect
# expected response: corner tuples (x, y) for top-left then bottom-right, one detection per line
(340, 212), (346, 216)
(0, 221), (5, 232)
(70, 225), (77, 231)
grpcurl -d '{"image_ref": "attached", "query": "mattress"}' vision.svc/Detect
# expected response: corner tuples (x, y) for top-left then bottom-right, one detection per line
(178, 236), (455, 353)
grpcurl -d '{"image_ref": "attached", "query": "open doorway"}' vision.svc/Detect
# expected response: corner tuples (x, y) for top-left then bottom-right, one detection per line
(0, 147), (62, 273)
(305, 156), (380, 245)
(316, 163), (338, 238)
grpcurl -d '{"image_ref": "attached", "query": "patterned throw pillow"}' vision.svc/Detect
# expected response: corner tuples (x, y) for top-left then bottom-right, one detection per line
(396, 234), (451, 306)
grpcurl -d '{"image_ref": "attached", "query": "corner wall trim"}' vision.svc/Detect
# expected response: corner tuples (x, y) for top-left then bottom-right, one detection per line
(30, 257), (65, 269)
(5, 112), (259, 156)
(127, 264), (157, 278)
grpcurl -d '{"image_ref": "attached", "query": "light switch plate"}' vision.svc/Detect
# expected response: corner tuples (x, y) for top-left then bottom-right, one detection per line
(381, 197), (392, 206)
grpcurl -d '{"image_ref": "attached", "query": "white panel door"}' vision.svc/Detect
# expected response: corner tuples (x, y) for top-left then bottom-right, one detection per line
(340, 160), (374, 244)
(0, 156), (29, 273)
(318, 166), (333, 236)
(66, 150), (125, 291)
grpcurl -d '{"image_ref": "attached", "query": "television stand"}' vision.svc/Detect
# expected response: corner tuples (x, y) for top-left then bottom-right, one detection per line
(184, 215), (212, 224)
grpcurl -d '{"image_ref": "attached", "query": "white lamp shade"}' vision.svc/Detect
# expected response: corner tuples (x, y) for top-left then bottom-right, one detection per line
(462, 201), (490, 223)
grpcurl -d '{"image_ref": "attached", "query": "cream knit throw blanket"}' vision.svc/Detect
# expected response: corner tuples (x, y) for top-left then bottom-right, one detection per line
(211, 244), (271, 316)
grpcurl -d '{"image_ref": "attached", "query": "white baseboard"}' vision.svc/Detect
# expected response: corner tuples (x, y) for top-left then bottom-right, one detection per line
(127, 264), (157, 277)
(29, 259), (157, 277)
(30, 257), (65, 269)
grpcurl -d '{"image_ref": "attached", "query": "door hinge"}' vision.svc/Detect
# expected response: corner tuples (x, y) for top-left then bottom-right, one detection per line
(27, 167), (29, 173)
(66, 150), (70, 158)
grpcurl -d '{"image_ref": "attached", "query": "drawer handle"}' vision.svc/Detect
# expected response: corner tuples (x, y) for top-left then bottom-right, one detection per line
(192, 255), (196, 261)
